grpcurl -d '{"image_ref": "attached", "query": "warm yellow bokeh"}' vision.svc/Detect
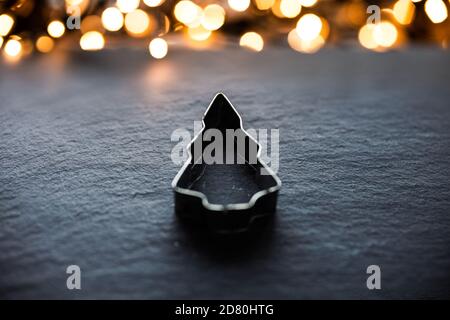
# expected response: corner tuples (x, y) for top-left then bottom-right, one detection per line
(102, 7), (124, 32)
(81, 15), (104, 34)
(0, 36), (3, 48)
(393, 0), (415, 25)
(358, 24), (378, 49)
(65, 0), (90, 15)
(299, 0), (317, 7)
(296, 14), (323, 41)
(174, 1), (202, 26)
(373, 22), (398, 47)
(359, 22), (399, 50)
(149, 37), (168, 59)
(47, 21), (65, 38)
(125, 9), (151, 37)
(80, 31), (105, 50)
(228, 0), (250, 12)
(202, 4), (225, 31)
(255, 0), (275, 10)
(280, 0), (302, 18)
(425, 0), (448, 23)
(36, 36), (54, 53)
(288, 28), (324, 53)
(144, 0), (165, 7)
(188, 25), (212, 41)
(116, 0), (140, 13)
(3, 38), (22, 60)
(240, 32), (264, 52)
(0, 14), (15, 36)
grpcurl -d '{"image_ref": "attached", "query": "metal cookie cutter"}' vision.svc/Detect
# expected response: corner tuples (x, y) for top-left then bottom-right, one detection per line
(172, 93), (281, 233)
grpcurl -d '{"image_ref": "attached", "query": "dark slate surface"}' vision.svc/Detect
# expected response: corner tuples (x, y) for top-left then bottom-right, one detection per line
(0, 47), (449, 299)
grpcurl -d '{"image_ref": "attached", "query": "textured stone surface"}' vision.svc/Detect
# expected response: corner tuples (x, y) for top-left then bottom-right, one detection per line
(0, 47), (449, 299)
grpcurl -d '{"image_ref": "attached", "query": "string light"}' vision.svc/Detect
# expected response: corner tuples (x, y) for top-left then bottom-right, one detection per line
(47, 21), (65, 38)
(3, 38), (22, 59)
(174, 1), (202, 25)
(116, 0), (140, 14)
(144, 0), (165, 7)
(393, 0), (415, 25)
(125, 9), (151, 37)
(299, 0), (318, 7)
(102, 7), (124, 32)
(280, 0), (302, 18)
(80, 31), (105, 51)
(81, 15), (104, 34)
(358, 24), (378, 50)
(228, 0), (250, 12)
(373, 22), (398, 48)
(0, 0), (448, 61)
(149, 37), (168, 59)
(424, 0), (448, 23)
(255, 0), (275, 10)
(202, 4), (225, 31)
(358, 22), (398, 51)
(240, 32), (264, 52)
(188, 25), (212, 41)
(36, 36), (54, 53)
(296, 14), (322, 41)
(288, 28), (324, 53)
(0, 14), (15, 36)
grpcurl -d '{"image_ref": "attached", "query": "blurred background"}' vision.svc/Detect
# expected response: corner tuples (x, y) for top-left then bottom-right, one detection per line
(1, 0), (450, 301)
(0, 0), (449, 63)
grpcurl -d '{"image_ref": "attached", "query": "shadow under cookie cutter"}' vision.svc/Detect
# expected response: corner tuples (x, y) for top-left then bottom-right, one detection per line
(172, 93), (281, 233)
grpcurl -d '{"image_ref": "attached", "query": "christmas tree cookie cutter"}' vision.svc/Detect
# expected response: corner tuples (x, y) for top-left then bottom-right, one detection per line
(172, 93), (281, 233)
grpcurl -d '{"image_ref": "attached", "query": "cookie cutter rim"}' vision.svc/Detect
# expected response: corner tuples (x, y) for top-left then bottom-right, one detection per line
(171, 92), (281, 212)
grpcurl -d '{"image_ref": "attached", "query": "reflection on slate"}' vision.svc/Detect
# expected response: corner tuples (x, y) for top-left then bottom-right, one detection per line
(0, 48), (450, 299)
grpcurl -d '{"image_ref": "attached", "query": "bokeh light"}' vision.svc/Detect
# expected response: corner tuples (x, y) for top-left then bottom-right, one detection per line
(47, 21), (65, 38)
(299, 0), (318, 7)
(36, 36), (54, 53)
(174, 1), (202, 26)
(149, 37), (168, 59)
(240, 32), (264, 52)
(359, 21), (399, 51)
(255, 0), (276, 10)
(102, 7), (124, 32)
(424, 0), (448, 23)
(0, 0), (448, 60)
(280, 0), (302, 18)
(188, 25), (212, 41)
(81, 15), (104, 34)
(116, 0), (140, 14)
(0, 14), (15, 37)
(373, 22), (398, 48)
(358, 23), (378, 50)
(393, 0), (416, 25)
(3, 38), (22, 60)
(228, 0), (251, 12)
(296, 14), (323, 41)
(202, 4), (226, 31)
(144, 0), (165, 7)
(80, 31), (105, 51)
(125, 9), (151, 37)
(288, 28), (324, 53)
